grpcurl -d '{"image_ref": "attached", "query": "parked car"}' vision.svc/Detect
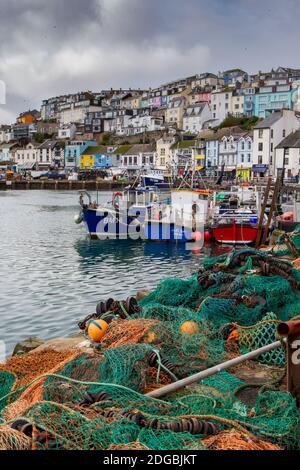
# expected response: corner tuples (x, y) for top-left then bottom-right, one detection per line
(44, 171), (67, 180)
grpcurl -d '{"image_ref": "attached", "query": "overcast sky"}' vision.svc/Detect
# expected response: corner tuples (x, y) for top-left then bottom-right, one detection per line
(0, 0), (299, 124)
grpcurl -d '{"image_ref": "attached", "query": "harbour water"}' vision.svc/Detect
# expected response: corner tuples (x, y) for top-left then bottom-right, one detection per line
(0, 190), (227, 354)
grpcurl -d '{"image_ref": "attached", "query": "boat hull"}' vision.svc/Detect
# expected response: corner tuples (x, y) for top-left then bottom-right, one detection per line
(143, 221), (193, 242)
(82, 207), (142, 239)
(212, 223), (258, 245)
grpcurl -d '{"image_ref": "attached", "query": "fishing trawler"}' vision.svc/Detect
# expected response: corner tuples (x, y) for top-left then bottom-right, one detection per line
(143, 189), (212, 242)
(210, 185), (266, 244)
(76, 188), (164, 239)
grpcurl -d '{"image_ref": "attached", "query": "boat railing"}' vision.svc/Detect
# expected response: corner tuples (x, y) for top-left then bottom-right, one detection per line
(78, 190), (92, 207)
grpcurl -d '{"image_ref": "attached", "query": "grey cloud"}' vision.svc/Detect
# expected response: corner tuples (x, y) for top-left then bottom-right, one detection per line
(0, 0), (299, 123)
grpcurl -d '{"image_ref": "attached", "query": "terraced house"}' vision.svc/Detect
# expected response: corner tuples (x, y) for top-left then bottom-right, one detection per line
(183, 102), (212, 133)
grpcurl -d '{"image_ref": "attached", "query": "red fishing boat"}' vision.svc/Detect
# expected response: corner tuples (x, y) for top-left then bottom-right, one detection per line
(211, 212), (260, 244)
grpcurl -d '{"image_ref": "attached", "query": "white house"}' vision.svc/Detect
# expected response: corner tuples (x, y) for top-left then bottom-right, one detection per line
(218, 135), (239, 173)
(155, 136), (177, 170)
(59, 102), (102, 125)
(231, 95), (245, 117)
(211, 90), (233, 125)
(125, 114), (164, 136)
(275, 130), (300, 179)
(15, 142), (39, 169)
(58, 124), (77, 140)
(205, 139), (219, 168)
(183, 102), (212, 133)
(252, 109), (300, 176)
(117, 144), (156, 174)
(37, 140), (65, 169)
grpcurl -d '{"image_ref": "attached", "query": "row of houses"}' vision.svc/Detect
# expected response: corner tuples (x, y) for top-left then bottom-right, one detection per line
(2, 67), (300, 145)
(2, 109), (300, 179)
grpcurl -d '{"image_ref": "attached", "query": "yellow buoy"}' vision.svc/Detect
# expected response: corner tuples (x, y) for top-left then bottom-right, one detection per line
(179, 321), (199, 335)
(142, 331), (157, 344)
(87, 319), (109, 343)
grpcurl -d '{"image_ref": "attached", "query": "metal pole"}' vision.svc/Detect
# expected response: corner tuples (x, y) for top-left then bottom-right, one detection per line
(146, 340), (282, 399)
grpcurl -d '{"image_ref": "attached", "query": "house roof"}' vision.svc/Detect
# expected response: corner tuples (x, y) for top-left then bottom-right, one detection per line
(113, 145), (133, 155)
(184, 102), (207, 117)
(204, 126), (246, 141)
(38, 140), (59, 149)
(171, 140), (196, 150)
(0, 142), (19, 150)
(82, 146), (107, 155)
(254, 112), (282, 129)
(276, 130), (300, 149)
(124, 144), (155, 155)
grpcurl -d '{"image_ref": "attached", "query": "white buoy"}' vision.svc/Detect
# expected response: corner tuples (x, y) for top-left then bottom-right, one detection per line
(74, 214), (83, 224)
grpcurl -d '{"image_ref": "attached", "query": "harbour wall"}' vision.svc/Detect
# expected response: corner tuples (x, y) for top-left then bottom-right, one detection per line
(0, 180), (130, 191)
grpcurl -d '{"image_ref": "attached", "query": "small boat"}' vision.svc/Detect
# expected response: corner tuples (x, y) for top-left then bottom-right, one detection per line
(77, 188), (164, 240)
(211, 209), (260, 244)
(210, 186), (265, 245)
(140, 171), (171, 190)
(143, 189), (211, 243)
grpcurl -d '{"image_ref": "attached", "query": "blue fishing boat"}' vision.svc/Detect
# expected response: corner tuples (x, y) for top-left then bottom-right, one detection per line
(76, 188), (164, 240)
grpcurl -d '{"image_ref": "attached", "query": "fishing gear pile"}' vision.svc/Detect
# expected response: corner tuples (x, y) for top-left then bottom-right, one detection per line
(1, 248), (300, 450)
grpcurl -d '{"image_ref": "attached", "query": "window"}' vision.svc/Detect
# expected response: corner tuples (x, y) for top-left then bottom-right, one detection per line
(248, 141), (251, 150)
(271, 143), (273, 152)
(284, 158), (289, 165)
(258, 143), (263, 151)
(271, 130), (274, 138)
(248, 154), (251, 163)
(259, 130), (263, 138)
(160, 148), (166, 156)
(241, 142), (245, 150)
(241, 154), (244, 163)
(258, 156), (263, 164)
(225, 103), (229, 110)
(285, 148), (290, 155)
(283, 129), (286, 138)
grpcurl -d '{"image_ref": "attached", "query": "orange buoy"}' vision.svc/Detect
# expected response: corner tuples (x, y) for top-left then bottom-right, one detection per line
(87, 319), (109, 343)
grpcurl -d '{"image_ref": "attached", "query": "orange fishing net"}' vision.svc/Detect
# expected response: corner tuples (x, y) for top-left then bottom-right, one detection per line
(0, 349), (81, 389)
(0, 424), (31, 450)
(100, 319), (160, 350)
(143, 367), (172, 394)
(202, 429), (281, 451)
(109, 442), (150, 450)
(2, 350), (81, 421)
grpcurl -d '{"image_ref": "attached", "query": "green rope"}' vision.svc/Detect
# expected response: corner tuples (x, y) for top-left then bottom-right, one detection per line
(0, 373), (171, 407)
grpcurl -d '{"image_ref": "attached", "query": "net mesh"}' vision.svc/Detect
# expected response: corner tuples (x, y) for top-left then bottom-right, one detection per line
(1, 247), (300, 450)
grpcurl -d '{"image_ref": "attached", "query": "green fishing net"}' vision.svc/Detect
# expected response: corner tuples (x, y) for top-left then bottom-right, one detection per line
(2, 247), (300, 450)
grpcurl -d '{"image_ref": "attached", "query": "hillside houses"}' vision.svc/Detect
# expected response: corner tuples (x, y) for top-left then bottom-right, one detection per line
(4, 66), (300, 179)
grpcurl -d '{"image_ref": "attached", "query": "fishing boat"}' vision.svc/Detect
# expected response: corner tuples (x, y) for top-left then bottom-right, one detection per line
(140, 171), (171, 190)
(210, 186), (265, 244)
(76, 188), (164, 240)
(143, 189), (211, 242)
(211, 210), (261, 244)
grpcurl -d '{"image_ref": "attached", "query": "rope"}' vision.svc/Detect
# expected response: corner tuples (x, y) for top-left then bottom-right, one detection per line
(0, 373), (172, 407)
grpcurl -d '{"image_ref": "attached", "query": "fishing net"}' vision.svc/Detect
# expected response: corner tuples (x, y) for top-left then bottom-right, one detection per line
(1, 247), (300, 450)
(236, 313), (285, 366)
(0, 371), (16, 411)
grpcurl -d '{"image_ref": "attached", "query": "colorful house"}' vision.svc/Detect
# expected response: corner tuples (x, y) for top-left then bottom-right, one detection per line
(80, 146), (113, 169)
(253, 85), (297, 119)
(64, 140), (96, 169)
